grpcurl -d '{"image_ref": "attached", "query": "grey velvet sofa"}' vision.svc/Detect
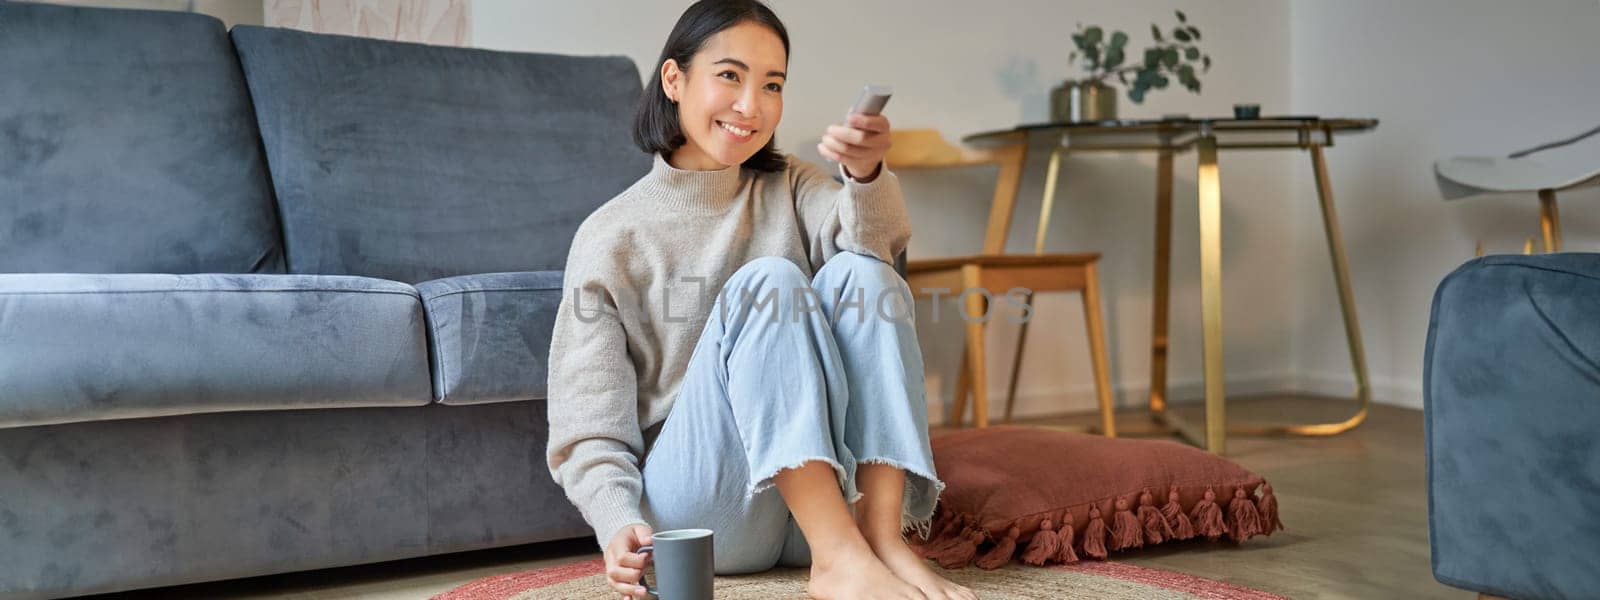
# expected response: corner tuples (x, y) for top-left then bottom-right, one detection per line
(1424, 253), (1600, 599)
(0, 2), (652, 597)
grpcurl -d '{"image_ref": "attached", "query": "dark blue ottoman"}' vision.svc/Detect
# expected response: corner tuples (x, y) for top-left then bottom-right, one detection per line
(1425, 253), (1600, 599)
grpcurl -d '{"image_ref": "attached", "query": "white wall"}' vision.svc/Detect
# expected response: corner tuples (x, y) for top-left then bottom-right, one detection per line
(1286, 0), (1600, 408)
(41, 0), (263, 27)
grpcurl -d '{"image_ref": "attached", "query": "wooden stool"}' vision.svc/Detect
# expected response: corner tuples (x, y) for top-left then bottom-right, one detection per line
(890, 130), (1115, 435)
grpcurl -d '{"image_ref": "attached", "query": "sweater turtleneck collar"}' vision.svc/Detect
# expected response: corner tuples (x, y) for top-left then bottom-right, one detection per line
(636, 152), (749, 213)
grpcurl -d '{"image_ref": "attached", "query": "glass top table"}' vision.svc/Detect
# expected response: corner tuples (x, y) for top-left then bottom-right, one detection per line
(956, 116), (1379, 453)
(965, 117), (1378, 152)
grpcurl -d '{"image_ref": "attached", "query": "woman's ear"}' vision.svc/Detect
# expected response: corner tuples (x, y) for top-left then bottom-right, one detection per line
(660, 59), (683, 104)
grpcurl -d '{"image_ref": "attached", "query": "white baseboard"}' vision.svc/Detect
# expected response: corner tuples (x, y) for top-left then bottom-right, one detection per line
(925, 370), (1424, 425)
(1292, 371), (1424, 410)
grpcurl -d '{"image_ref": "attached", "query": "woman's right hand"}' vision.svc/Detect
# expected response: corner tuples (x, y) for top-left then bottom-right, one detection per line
(604, 523), (655, 598)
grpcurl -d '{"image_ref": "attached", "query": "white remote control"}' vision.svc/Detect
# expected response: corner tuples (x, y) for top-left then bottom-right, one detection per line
(849, 84), (893, 117)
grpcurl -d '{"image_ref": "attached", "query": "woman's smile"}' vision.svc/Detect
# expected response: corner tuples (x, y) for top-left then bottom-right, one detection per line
(717, 120), (756, 141)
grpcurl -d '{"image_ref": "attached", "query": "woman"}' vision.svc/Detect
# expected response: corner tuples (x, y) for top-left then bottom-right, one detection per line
(545, 1), (972, 598)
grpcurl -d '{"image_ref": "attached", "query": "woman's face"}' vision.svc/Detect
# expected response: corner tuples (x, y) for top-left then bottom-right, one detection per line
(661, 21), (786, 171)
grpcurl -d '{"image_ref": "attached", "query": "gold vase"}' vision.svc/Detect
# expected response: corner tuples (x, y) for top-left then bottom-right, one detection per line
(1050, 79), (1117, 123)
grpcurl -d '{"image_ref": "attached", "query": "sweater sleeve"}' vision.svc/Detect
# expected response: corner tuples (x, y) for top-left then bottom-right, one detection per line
(545, 242), (648, 547)
(791, 155), (912, 268)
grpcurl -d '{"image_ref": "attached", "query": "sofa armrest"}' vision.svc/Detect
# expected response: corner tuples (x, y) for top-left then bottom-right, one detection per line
(1424, 253), (1600, 598)
(415, 271), (564, 405)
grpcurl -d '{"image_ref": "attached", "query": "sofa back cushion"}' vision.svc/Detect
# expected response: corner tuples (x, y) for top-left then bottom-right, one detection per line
(231, 26), (651, 284)
(0, 1), (286, 274)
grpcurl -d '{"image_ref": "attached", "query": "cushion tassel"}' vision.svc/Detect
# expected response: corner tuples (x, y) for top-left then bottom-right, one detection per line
(1256, 483), (1284, 534)
(1138, 490), (1171, 545)
(933, 525), (984, 569)
(1019, 519), (1061, 566)
(1054, 512), (1079, 564)
(975, 525), (1021, 570)
(918, 514), (970, 558)
(1110, 497), (1144, 550)
(1081, 505), (1109, 560)
(1227, 487), (1263, 541)
(1190, 488), (1227, 541)
(1162, 486), (1196, 540)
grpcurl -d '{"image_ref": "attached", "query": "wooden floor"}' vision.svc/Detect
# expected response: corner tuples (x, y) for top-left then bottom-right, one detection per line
(99, 395), (1467, 599)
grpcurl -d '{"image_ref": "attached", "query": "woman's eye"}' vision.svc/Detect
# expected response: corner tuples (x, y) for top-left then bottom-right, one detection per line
(766, 83), (783, 92)
(719, 71), (738, 81)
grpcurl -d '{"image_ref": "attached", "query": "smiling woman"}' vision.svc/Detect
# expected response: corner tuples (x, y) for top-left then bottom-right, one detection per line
(632, 1), (791, 172)
(657, 24), (786, 171)
(544, 1), (973, 599)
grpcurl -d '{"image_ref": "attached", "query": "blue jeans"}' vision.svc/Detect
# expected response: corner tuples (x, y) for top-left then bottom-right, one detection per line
(640, 252), (943, 575)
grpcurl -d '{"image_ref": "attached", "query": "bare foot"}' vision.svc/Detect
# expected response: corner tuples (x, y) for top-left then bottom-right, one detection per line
(808, 540), (926, 600)
(868, 536), (978, 600)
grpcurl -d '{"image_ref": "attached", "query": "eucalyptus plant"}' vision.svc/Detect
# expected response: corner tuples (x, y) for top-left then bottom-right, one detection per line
(1068, 10), (1212, 103)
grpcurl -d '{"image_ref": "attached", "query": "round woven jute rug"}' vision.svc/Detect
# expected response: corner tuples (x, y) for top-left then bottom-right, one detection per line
(434, 557), (1285, 599)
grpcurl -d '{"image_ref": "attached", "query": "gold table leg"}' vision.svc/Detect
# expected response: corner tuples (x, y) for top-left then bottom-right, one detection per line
(1279, 144), (1370, 436)
(1194, 135), (1226, 453)
(1151, 143), (1371, 445)
(1034, 146), (1065, 255)
(1149, 150), (1174, 415)
(1538, 189), (1563, 253)
(1146, 145), (1219, 450)
(1146, 137), (1226, 452)
(1030, 138), (1371, 451)
(1003, 146), (1065, 422)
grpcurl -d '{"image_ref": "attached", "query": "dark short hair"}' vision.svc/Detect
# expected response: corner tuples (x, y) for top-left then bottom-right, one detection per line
(632, 0), (790, 173)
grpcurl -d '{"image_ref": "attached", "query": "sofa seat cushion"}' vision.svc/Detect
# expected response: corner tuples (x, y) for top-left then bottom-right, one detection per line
(416, 271), (563, 405)
(0, 273), (432, 428)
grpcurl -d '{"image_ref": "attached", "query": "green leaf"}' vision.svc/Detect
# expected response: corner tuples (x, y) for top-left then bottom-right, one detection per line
(1084, 26), (1103, 45)
(1185, 47), (1200, 60)
(1129, 86), (1146, 103)
(1188, 27), (1202, 41)
(1174, 28), (1191, 42)
(1110, 31), (1128, 49)
(1176, 10), (1187, 22)
(1104, 47), (1125, 69)
(1163, 47), (1180, 68)
(1177, 64), (1198, 89)
(1203, 55), (1212, 71)
(1144, 48), (1162, 68)
(1153, 74), (1170, 89)
(1151, 24), (1163, 42)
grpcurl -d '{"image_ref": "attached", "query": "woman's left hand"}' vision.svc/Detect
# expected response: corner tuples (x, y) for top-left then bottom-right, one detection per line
(819, 113), (891, 182)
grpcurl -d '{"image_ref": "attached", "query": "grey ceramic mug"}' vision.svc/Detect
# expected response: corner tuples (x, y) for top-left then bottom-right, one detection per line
(637, 528), (714, 599)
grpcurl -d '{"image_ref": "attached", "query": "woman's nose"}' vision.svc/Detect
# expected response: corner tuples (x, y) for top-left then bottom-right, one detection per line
(732, 87), (759, 117)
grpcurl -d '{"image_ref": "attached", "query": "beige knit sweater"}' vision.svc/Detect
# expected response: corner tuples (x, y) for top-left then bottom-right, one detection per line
(544, 152), (911, 546)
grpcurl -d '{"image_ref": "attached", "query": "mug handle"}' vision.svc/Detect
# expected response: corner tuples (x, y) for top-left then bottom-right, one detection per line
(635, 545), (657, 599)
